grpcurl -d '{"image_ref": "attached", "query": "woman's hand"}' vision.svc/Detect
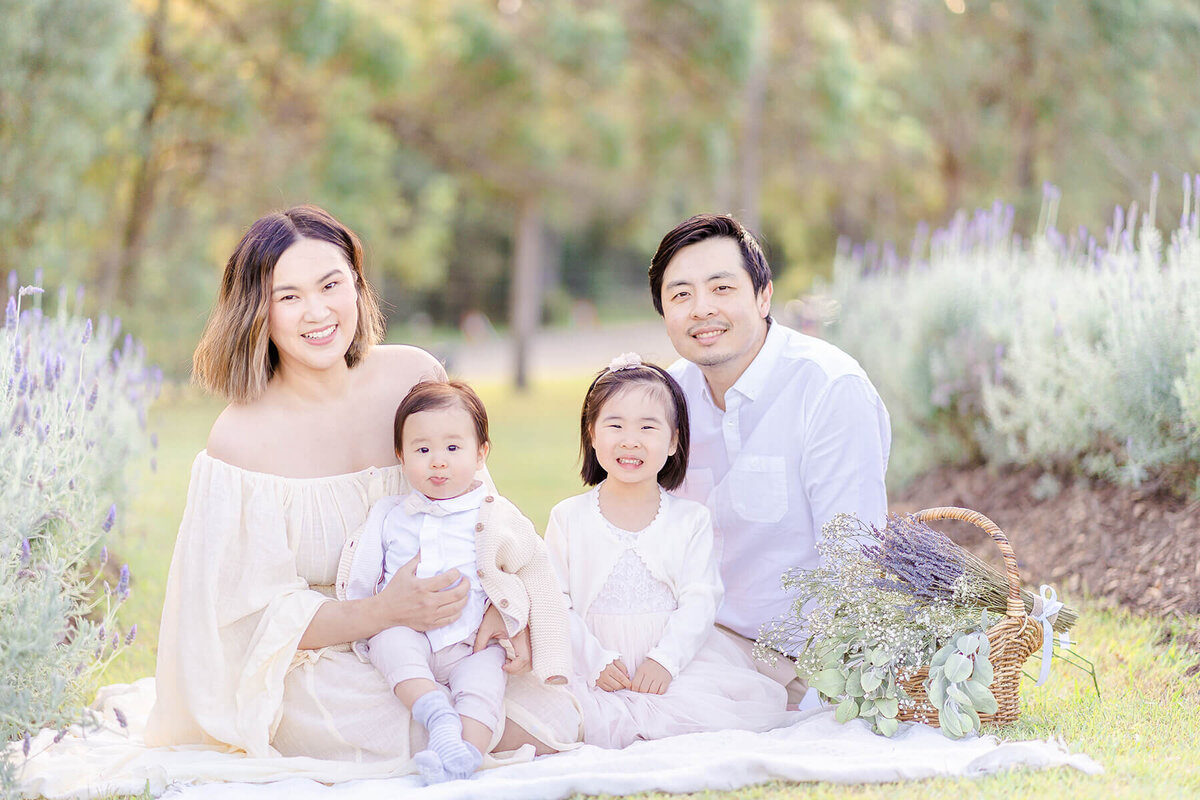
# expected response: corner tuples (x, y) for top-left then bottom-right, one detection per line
(596, 659), (632, 692)
(473, 605), (533, 674)
(377, 553), (470, 631)
(630, 658), (671, 694)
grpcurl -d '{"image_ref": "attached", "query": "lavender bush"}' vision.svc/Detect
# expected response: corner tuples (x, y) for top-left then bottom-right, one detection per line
(1, 276), (159, 793)
(818, 176), (1200, 493)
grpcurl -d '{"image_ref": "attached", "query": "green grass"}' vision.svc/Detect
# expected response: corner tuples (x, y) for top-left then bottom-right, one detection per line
(103, 382), (1200, 798)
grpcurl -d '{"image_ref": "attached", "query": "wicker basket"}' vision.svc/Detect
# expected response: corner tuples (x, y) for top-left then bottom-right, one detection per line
(895, 506), (1043, 726)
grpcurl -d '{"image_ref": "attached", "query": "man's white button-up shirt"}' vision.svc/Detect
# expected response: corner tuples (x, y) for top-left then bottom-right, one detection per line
(669, 322), (891, 645)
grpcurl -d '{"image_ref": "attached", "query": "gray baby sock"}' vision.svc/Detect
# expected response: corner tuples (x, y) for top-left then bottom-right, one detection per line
(411, 692), (477, 782)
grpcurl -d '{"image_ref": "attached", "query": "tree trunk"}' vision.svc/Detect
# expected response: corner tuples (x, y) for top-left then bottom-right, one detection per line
(112, 0), (170, 307)
(509, 195), (543, 391)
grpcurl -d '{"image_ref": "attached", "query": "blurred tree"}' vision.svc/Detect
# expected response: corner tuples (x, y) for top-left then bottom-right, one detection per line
(0, 0), (145, 279)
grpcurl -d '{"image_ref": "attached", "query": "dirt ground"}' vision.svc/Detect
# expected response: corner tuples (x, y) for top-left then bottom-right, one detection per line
(890, 464), (1200, 650)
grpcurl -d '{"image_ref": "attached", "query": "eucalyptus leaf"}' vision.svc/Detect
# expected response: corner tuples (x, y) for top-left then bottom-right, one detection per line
(875, 696), (899, 719)
(946, 684), (971, 707)
(835, 698), (859, 724)
(964, 680), (999, 714)
(860, 669), (883, 692)
(809, 669), (847, 698)
(930, 644), (953, 669)
(869, 648), (891, 667)
(973, 655), (994, 686)
(944, 653), (972, 683)
(845, 669), (865, 698)
(927, 675), (947, 707)
(876, 715), (899, 737)
(941, 704), (964, 738)
(963, 704), (981, 730)
(858, 698), (878, 717)
(955, 634), (979, 655)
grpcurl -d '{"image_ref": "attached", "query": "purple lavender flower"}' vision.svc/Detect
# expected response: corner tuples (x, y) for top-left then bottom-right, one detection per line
(54, 728), (68, 744)
(4, 296), (15, 331)
(100, 545), (108, 564)
(20, 538), (31, 565)
(81, 318), (92, 344)
(113, 708), (128, 729)
(86, 384), (98, 411)
(117, 563), (130, 600)
(23, 731), (31, 757)
(103, 505), (117, 533)
(6, 270), (16, 296)
(125, 624), (138, 645)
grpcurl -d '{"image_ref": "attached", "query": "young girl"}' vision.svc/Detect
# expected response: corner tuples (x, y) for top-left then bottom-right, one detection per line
(343, 380), (569, 782)
(545, 353), (795, 748)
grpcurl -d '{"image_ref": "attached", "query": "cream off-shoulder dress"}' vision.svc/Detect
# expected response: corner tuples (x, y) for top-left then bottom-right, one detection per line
(145, 452), (582, 765)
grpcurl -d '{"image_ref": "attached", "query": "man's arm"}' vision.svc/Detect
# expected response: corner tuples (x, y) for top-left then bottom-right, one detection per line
(801, 374), (891, 547)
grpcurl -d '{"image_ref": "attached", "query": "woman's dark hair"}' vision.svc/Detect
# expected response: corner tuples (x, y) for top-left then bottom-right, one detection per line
(579, 361), (689, 491)
(647, 213), (772, 316)
(192, 205), (385, 403)
(394, 380), (490, 455)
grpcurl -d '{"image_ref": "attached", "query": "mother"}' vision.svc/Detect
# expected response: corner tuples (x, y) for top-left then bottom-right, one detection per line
(145, 205), (580, 763)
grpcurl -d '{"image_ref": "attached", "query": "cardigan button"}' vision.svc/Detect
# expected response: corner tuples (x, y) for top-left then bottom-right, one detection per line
(477, 569), (485, 578)
(484, 495), (495, 503)
(475, 523), (484, 532)
(499, 599), (509, 608)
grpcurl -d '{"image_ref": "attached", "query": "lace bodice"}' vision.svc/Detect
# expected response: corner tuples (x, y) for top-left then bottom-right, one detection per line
(588, 516), (677, 615)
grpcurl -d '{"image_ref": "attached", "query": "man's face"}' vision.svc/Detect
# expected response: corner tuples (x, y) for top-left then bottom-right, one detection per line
(659, 236), (772, 378)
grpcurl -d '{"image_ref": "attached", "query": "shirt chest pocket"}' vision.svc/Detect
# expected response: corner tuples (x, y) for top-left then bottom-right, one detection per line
(728, 454), (788, 523)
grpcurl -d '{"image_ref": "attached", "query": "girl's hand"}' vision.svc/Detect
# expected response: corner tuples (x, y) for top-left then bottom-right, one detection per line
(631, 658), (671, 694)
(597, 659), (632, 692)
(473, 606), (533, 674)
(377, 553), (469, 631)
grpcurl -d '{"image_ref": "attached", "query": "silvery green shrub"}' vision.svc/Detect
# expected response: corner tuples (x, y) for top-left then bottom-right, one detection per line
(822, 176), (1200, 492)
(1, 277), (159, 793)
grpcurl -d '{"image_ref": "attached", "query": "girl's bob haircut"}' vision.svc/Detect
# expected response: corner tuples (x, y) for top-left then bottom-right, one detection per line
(579, 361), (689, 491)
(192, 205), (385, 403)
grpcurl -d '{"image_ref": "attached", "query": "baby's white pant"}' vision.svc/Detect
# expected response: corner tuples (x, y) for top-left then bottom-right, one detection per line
(367, 625), (507, 731)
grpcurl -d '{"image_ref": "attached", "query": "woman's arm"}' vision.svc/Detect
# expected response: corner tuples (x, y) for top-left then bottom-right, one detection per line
(298, 554), (470, 649)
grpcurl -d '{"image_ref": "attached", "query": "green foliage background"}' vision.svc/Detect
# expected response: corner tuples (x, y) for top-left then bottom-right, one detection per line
(4, 0), (1199, 376)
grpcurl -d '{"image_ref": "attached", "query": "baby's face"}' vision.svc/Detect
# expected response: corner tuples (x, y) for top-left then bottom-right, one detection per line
(398, 403), (487, 500)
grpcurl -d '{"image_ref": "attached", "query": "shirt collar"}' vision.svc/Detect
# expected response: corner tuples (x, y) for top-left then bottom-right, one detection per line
(416, 481), (487, 515)
(726, 321), (785, 404)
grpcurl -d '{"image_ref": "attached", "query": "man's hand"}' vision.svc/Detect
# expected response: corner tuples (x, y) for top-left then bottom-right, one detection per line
(596, 659), (632, 692)
(377, 553), (469, 631)
(630, 658), (671, 694)
(473, 604), (532, 674)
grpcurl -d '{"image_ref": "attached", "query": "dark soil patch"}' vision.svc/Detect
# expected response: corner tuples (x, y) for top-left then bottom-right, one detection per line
(890, 464), (1200, 648)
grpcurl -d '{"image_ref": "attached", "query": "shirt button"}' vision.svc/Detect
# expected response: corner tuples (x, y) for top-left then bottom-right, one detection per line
(499, 599), (509, 608)
(484, 496), (495, 503)
(475, 523), (484, 532)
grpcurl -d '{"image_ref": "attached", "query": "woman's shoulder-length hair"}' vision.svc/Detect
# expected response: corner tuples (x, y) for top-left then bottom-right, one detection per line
(192, 205), (385, 404)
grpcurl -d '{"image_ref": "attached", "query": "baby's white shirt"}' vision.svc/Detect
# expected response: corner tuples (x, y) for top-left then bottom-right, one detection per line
(380, 482), (489, 651)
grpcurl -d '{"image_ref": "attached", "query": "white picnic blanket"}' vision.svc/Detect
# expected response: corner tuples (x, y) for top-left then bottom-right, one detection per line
(11, 678), (1100, 800)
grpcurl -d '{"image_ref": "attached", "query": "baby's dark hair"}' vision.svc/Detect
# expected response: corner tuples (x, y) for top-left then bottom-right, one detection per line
(579, 359), (689, 490)
(394, 380), (489, 454)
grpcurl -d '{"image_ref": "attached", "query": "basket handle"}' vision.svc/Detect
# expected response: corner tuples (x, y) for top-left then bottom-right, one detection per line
(911, 506), (1026, 618)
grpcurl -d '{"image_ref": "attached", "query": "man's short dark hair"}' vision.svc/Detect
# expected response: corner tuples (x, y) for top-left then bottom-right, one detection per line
(647, 213), (772, 316)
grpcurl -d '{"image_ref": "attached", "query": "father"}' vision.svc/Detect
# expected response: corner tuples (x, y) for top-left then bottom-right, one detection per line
(648, 214), (892, 703)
